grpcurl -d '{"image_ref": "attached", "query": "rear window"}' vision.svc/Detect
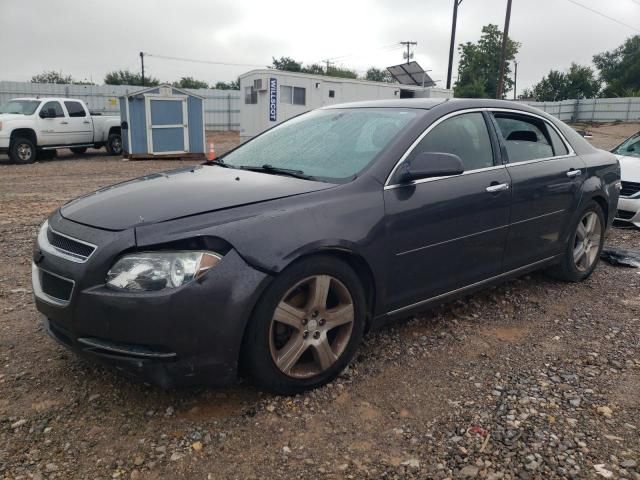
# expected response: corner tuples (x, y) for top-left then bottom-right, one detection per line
(493, 113), (567, 162)
(64, 101), (86, 117)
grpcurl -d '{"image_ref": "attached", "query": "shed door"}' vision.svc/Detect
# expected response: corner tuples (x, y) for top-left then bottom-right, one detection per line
(145, 97), (189, 154)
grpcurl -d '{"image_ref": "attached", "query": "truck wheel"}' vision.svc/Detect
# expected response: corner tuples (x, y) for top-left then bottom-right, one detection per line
(70, 147), (88, 155)
(9, 137), (36, 164)
(106, 133), (122, 156)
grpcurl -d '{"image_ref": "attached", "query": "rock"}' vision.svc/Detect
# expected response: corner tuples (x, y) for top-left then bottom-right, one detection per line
(401, 458), (420, 469)
(282, 446), (291, 454)
(45, 463), (58, 472)
(130, 470), (141, 480)
(338, 463), (349, 471)
(88, 394), (101, 402)
(192, 441), (203, 452)
(170, 452), (183, 461)
(594, 464), (614, 478)
(569, 398), (581, 407)
(11, 419), (27, 429)
(133, 455), (144, 466)
(165, 406), (175, 417)
(460, 465), (480, 478)
(266, 404), (276, 413)
(621, 459), (638, 469)
(596, 406), (613, 418)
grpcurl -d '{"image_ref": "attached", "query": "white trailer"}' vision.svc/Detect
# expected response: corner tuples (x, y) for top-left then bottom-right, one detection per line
(239, 69), (452, 140)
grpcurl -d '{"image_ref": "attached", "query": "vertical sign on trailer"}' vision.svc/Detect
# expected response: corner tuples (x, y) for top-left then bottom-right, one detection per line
(269, 78), (277, 122)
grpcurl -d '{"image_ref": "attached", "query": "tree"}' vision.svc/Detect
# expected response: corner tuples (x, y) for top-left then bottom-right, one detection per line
(365, 67), (394, 83)
(301, 63), (325, 75)
(326, 66), (358, 79)
(214, 80), (240, 90)
(104, 70), (159, 86)
(31, 71), (94, 85)
(593, 35), (640, 97)
(454, 24), (520, 98)
(529, 63), (600, 101)
(272, 56), (302, 72)
(173, 77), (209, 89)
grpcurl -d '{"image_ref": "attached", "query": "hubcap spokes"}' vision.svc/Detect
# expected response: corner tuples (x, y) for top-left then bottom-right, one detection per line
(269, 275), (354, 378)
(573, 212), (601, 272)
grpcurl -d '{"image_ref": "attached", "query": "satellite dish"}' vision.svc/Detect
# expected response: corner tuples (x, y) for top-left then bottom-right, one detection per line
(386, 61), (435, 87)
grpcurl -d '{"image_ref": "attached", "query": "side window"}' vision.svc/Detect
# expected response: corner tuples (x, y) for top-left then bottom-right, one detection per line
(64, 101), (86, 117)
(280, 86), (306, 105)
(40, 101), (64, 118)
(280, 85), (293, 104)
(407, 112), (494, 172)
(547, 125), (569, 156)
(493, 114), (557, 162)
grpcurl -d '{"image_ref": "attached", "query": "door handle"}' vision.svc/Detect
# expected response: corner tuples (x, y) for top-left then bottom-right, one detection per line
(83, 121), (90, 124)
(486, 183), (510, 193)
(60, 121), (69, 125)
(566, 169), (582, 178)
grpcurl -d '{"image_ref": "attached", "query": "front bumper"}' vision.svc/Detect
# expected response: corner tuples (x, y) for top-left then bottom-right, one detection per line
(32, 212), (272, 388)
(615, 196), (640, 227)
(0, 135), (9, 152)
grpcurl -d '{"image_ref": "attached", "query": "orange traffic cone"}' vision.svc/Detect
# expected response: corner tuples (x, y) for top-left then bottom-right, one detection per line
(207, 142), (216, 161)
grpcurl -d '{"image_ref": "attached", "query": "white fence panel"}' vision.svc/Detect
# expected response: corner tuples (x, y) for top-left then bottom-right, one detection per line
(0, 81), (240, 131)
(522, 97), (640, 123)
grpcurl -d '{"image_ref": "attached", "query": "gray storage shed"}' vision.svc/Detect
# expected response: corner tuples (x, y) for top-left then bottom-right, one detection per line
(120, 85), (205, 159)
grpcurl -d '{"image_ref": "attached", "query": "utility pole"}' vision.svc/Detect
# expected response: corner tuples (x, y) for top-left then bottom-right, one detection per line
(446, 0), (463, 90)
(513, 60), (518, 100)
(140, 51), (145, 87)
(496, 0), (513, 99)
(322, 59), (334, 74)
(400, 41), (417, 64)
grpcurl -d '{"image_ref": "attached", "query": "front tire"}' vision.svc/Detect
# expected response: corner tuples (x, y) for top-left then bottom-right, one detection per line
(9, 137), (36, 164)
(106, 133), (122, 156)
(548, 201), (605, 282)
(243, 255), (366, 395)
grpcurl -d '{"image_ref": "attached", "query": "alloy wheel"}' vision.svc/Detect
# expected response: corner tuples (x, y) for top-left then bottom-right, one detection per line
(573, 211), (602, 272)
(269, 275), (354, 379)
(17, 143), (33, 162)
(111, 136), (122, 154)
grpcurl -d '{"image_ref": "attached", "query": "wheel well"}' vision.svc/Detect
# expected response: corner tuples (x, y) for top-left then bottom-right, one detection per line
(591, 195), (608, 224)
(10, 128), (37, 145)
(108, 126), (121, 136)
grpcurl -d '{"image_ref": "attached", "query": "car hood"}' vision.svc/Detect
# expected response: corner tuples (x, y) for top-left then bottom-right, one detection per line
(0, 113), (29, 122)
(60, 165), (336, 230)
(615, 154), (640, 182)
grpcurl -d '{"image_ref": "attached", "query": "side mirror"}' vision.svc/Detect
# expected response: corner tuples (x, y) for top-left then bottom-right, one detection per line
(398, 152), (464, 183)
(39, 108), (55, 119)
(39, 109), (50, 118)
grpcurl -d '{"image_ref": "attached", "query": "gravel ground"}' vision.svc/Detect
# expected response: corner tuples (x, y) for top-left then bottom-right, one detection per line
(0, 128), (639, 480)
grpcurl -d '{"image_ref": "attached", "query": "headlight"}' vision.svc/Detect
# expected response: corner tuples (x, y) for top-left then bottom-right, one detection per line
(106, 251), (221, 291)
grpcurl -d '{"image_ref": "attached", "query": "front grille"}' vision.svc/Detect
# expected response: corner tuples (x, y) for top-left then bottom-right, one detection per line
(40, 271), (74, 301)
(620, 181), (640, 197)
(616, 209), (636, 221)
(47, 228), (96, 260)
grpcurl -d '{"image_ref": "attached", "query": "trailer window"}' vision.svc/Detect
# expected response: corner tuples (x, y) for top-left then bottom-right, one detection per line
(64, 101), (86, 117)
(280, 86), (306, 105)
(244, 86), (257, 105)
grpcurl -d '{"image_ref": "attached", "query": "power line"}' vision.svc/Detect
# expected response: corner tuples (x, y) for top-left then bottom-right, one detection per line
(326, 43), (404, 61)
(145, 53), (268, 68)
(565, 0), (640, 32)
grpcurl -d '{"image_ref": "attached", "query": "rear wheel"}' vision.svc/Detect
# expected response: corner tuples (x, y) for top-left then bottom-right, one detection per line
(547, 201), (605, 282)
(106, 133), (122, 155)
(70, 147), (87, 155)
(243, 255), (366, 394)
(9, 137), (36, 164)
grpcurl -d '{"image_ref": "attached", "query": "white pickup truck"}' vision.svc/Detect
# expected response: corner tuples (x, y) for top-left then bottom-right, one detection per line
(0, 97), (122, 164)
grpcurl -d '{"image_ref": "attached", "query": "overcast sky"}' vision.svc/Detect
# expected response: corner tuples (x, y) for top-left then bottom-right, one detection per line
(1, 0), (638, 93)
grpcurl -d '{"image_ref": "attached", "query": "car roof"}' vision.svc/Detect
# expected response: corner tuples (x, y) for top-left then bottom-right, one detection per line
(9, 97), (82, 102)
(324, 98), (546, 113)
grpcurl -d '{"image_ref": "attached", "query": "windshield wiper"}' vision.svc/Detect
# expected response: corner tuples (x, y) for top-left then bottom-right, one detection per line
(238, 164), (314, 180)
(203, 159), (232, 168)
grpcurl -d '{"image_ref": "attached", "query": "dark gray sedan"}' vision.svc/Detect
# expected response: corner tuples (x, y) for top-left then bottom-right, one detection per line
(32, 99), (620, 394)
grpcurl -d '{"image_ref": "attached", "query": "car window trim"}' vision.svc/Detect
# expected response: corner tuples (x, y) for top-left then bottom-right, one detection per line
(488, 108), (575, 164)
(384, 107), (577, 190)
(385, 108), (499, 189)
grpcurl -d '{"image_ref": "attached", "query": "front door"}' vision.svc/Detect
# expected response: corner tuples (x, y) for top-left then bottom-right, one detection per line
(384, 111), (511, 313)
(36, 101), (67, 146)
(490, 111), (587, 270)
(146, 97), (189, 154)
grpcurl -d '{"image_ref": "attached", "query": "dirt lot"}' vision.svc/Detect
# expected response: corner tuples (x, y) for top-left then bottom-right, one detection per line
(1, 126), (639, 480)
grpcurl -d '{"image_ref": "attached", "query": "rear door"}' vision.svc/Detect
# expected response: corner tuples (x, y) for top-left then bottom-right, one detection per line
(383, 111), (511, 313)
(490, 110), (586, 270)
(36, 101), (67, 146)
(63, 101), (93, 144)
